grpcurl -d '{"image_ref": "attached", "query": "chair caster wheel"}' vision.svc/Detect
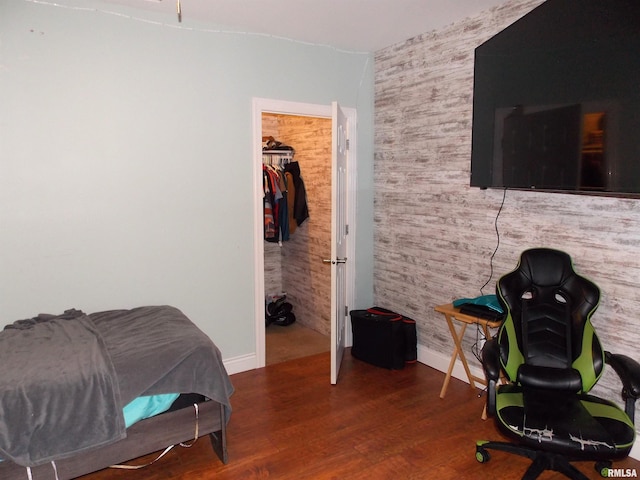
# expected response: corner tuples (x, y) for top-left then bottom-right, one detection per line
(475, 446), (490, 463)
(595, 461), (611, 477)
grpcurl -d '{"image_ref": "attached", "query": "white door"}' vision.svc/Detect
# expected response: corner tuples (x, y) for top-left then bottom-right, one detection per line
(329, 101), (349, 385)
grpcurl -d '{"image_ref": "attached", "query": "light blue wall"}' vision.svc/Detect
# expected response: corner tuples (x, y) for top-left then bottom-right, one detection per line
(0, 0), (374, 363)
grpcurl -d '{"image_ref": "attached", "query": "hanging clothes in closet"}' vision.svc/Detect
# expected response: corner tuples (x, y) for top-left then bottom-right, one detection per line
(263, 161), (288, 243)
(284, 161), (309, 229)
(262, 140), (309, 243)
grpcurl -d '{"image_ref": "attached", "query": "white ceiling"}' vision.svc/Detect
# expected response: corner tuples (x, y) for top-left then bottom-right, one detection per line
(100, 0), (508, 52)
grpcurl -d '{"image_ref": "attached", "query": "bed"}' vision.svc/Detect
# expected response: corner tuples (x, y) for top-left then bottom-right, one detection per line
(0, 305), (234, 480)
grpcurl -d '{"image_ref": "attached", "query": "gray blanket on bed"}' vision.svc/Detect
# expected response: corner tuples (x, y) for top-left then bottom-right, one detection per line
(0, 305), (234, 468)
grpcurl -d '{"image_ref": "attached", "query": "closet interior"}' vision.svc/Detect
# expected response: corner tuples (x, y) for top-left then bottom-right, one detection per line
(262, 113), (332, 365)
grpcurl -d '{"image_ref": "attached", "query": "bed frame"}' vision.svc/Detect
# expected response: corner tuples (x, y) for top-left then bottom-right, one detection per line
(0, 399), (227, 480)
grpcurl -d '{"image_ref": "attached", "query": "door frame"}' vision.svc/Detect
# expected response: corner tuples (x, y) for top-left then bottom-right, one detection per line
(252, 97), (356, 369)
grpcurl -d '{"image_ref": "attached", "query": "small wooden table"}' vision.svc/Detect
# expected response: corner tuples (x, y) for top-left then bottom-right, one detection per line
(434, 303), (503, 402)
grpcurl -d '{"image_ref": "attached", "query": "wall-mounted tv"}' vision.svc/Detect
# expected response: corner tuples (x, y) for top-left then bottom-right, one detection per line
(470, 0), (640, 196)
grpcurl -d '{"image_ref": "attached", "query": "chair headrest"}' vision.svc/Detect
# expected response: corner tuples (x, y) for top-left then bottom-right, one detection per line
(517, 248), (575, 287)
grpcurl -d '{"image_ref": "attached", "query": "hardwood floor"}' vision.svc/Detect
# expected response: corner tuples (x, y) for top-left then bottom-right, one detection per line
(266, 322), (329, 365)
(81, 351), (640, 480)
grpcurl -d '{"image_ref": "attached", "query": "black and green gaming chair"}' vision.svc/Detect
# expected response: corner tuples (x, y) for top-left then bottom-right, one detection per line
(477, 248), (640, 479)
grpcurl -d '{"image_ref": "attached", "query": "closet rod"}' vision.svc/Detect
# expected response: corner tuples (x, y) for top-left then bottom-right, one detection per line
(262, 150), (294, 165)
(262, 150), (294, 156)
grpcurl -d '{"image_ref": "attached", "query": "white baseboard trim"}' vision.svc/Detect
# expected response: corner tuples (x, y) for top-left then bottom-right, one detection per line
(630, 443), (640, 462)
(417, 342), (486, 389)
(632, 442), (640, 462)
(223, 353), (257, 375)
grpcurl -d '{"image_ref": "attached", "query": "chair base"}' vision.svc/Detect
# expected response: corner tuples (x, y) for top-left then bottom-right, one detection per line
(476, 440), (609, 480)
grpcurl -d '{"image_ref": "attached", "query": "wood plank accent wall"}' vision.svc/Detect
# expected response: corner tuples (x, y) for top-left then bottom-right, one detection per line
(262, 114), (332, 336)
(373, 0), (640, 416)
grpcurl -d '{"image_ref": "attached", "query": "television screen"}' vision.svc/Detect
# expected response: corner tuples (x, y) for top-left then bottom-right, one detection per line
(470, 0), (640, 196)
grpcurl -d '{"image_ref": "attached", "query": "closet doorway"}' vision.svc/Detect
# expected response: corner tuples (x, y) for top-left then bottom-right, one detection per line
(252, 98), (356, 372)
(262, 111), (332, 365)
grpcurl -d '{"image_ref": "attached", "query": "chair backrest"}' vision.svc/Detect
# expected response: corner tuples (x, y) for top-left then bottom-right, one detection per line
(496, 248), (603, 392)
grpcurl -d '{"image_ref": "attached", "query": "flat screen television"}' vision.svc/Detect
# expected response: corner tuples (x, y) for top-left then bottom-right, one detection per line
(470, 0), (640, 196)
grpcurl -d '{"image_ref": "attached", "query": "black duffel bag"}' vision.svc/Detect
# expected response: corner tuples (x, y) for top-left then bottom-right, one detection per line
(350, 307), (417, 370)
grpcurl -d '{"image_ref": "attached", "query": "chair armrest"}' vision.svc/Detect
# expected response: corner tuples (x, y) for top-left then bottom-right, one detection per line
(605, 351), (640, 423)
(481, 338), (501, 416)
(482, 338), (501, 381)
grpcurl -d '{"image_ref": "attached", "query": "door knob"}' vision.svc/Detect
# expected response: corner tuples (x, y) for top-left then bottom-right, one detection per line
(322, 258), (347, 264)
